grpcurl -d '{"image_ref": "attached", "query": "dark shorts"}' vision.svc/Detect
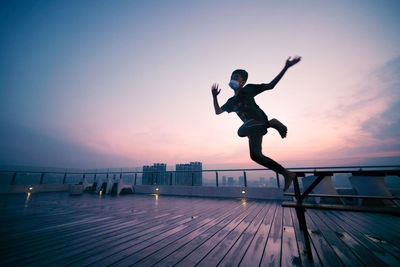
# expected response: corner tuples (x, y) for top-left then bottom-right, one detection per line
(237, 119), (269, 137)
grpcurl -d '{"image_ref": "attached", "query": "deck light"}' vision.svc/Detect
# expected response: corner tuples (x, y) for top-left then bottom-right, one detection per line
(28, 187), (33, 191)
(156, 188), (159, 191)
(242, 190), (246, 194)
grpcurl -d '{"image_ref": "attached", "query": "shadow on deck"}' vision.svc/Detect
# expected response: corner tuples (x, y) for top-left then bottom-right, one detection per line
(1, 192), (399, 266)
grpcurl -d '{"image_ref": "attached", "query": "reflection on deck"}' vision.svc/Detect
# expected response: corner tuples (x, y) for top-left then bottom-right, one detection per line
(1, 192), (399, 266)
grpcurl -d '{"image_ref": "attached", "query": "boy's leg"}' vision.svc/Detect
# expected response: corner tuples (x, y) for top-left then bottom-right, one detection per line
(238, 119), (268, 137)
(248, 135), (295, 191)
(269, 118), (287, 138)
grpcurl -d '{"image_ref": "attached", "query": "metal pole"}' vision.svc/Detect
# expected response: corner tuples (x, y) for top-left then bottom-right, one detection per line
(170, 172), (173, 185)
(191, 172), (194, 186)
(134, 173), (137, 185)
(216, 172), (219, 187)
(243, 171), (247, 187)
(10, 172), (17, 185)
(62, 172), (67, 184)
(276, 172), (280, 188)
(40, 172), (45, 184)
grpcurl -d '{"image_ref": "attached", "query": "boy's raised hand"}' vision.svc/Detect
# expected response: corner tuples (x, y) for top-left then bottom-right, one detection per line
(285, 56), (301, 68)
(211, 83), (221, 97)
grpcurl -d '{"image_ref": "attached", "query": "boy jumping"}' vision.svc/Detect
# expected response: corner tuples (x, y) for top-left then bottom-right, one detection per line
(211, 56), (301, 191)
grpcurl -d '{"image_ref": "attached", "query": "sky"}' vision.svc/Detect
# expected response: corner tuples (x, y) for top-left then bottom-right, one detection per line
(0, 0), (400, 170)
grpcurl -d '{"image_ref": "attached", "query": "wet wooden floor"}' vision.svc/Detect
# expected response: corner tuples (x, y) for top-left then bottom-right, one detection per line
(0, 192), (399, 266)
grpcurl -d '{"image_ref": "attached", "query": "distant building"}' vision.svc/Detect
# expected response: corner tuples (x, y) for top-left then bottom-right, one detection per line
(260, 177), (266, 186)
(239, 176), (244, 186)
(175, 162), (202, 186)
(142, 163), (168, 185)
(269, 177), (275, 187)
(228, 177), (234, 185)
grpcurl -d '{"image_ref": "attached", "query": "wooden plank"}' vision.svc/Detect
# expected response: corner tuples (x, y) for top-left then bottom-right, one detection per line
(239, 201), (278, 266)
(38, 198), (224, 266)
(152, 202), (262, 266)
(15, 197), (220, 266)
(134, 200), (256, 266)
(260, 201), (283, 267)
(322, 210), (399, 266)
(4, 204), (202, 265)
(2, 192), (400, 267)
(306, 210), (363, 266)
(343, 211), (400, 247)
(360, 212), (400, 237)
(174, 202), (265, 266)
(312, 209), (388, 266)
(282, 201), (400, 215)
(280, 207), (301, 266)
(105, 200), (247, 266)
(202, 202), (271, 266)
(289, 208), (322, 267)
(303, 211), (344, 266)
(76, 199), (242, 266)
(334, 211), (400, 263)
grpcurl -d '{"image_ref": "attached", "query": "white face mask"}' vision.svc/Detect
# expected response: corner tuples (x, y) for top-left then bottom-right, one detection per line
(229, 80), (240, 90)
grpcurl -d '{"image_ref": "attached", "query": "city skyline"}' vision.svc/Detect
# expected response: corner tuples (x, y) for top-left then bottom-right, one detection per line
(1, 1), (399, 169)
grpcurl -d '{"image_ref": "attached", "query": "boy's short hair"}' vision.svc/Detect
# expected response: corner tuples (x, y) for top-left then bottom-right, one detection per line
(231, 69), (248, 83)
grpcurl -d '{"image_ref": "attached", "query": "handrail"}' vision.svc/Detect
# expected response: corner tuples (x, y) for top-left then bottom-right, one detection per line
(0, 165), (399, 174)
(1, 165), (399, 187)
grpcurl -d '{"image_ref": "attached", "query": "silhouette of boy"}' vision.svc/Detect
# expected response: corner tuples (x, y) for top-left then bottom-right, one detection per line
(211, 56), (301, 191)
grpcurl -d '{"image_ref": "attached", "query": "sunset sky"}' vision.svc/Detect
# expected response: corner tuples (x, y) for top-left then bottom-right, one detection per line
(1, 0), (399, 169)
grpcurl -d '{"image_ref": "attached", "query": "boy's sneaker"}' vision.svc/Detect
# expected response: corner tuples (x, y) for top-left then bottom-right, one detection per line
(269, 119), (287, 138)
(283, 171), (296, 192)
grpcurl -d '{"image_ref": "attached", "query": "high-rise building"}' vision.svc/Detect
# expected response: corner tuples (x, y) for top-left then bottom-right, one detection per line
(222, 176), (227, 185)
(238, 176), (244, 186)
(175, 162), (202, 186)
(142, 163), (168, 185)
(228, 177), (234, 185)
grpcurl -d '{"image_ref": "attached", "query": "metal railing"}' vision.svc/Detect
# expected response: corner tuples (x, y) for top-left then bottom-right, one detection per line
(1, 165), (399, 188)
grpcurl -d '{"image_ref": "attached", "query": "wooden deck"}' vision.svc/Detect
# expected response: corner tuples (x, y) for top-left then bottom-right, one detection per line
(1, 192), (399, 266)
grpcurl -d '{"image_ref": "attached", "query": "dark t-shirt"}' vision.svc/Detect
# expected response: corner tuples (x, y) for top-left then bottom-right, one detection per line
(221, 83), (269, 122)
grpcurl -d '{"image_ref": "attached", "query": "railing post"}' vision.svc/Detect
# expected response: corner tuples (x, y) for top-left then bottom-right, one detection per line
(10, 172), (17, 185)
(243, 171), (247, 187)
(191, 172), (194, 186)
(40, 172), (45, 184)
(62, 172), (67, 184)
(120, 172), (122, 181)
(276, 172), (280, 188)
(151, 172), (154, 185)
(134, 173), (137, 185)
(216, 172), (219, 187)
(170, 172), (173, 185)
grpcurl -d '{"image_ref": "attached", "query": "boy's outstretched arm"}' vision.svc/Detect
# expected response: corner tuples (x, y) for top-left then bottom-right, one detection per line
(211, 83), (224, 115)
(260, 56), (301, 91)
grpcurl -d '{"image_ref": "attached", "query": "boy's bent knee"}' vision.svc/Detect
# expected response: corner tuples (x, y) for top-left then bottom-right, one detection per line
(250, 152), (262, 162)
